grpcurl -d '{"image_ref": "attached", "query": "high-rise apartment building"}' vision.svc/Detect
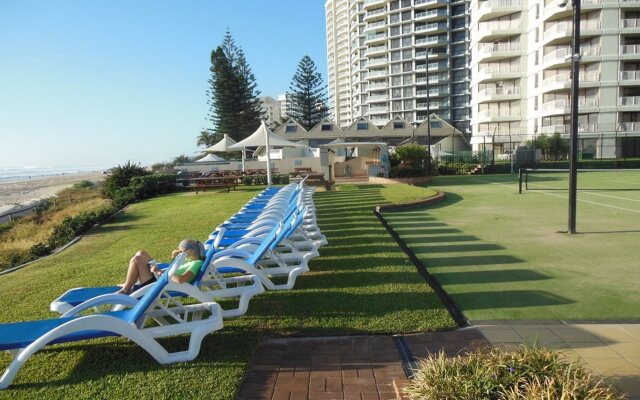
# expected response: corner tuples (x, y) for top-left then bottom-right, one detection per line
(325, 0), (471, 134)
(469, 0), (640, 157)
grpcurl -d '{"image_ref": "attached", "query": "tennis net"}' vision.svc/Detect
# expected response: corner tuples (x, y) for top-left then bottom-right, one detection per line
(518, 168), (640, 193)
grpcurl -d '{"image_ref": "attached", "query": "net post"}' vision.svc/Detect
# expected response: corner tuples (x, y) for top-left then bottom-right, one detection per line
(518, 168), (524, 194)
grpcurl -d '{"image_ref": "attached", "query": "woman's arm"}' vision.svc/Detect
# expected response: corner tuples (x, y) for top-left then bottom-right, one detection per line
(170, 271), (195, 284)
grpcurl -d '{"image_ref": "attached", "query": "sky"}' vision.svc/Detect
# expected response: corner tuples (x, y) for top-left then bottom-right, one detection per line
(0, 0), (328, 169)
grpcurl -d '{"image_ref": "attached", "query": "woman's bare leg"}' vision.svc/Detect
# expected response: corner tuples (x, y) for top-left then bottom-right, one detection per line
(118, 250), (154, 294)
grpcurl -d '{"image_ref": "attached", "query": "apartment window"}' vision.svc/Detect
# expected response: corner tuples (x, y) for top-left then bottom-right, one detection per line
(535, 50), (539, 66)
(402, 36), (412, 47)
(391, 38), (401, 49)
(535, 4), (540, 19)
(402, 49), (412, 59)
(390, 0), (399, 10)
(392, 88), (402, 98)
(404, 74), (413, 84)
(404, 99), (414, 110)
(390, 13), (400, 23)
(401, 0), (411, 7)
(402, 23), (412, 34)
(534, 74), (538, 88)
(391, 51), (401, 61)
(402, 11), (411, 21)
(321, 124), (333, 131)
(390, 26), (400, 36)
(285, 125), (297, 133)
(357, 122), (369, 130)
(392, 76), (402, 86)
(451, 5), (464, 16)
(392, 100), (403, 111)
(431, 121), (442, 128)
(403, 87), (413, 97)
(452, 32), (465, 43)
(535, 27), (539, 43)
(393, 121), (405, 129)
(391, 63), (402, 73)
(403, 61), (412, 72)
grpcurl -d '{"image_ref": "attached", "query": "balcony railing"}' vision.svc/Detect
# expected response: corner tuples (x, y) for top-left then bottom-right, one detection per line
(477, 65), (521, 76)
(622, 19), (640, 28)
(365, 46), (387, 55)
(541, 72), (600, 87)
(478, 0), (522, 13)
(366, 21), (387, 30)
(477, 86), (521, 96)
(369, 95), (389, 101)
(416, 88), (450, 96)
(621, 70), (640, 80)
(415, 9), (446, 20)
(368, 83), (388, 89)
(478, 42), (521, 54)
(621, 44), (640, 55)
(415, 36), (448, 45)
(415, 22), (448, 32)
(416, 62), (449, 71)
(542, 97), (599, 111)
(368, 57), (387, 66)
(478, 20), (520, 32)
(619, 122), (640, 131)
(366, 8), (387, 17)
(368, 71), (388, 78)
(476, 109), (521, 118)
(543, 20), (600, 40)
(416, 101), (450, 109)
(366, 33), (387, 41)
(619, 96), (640, 106)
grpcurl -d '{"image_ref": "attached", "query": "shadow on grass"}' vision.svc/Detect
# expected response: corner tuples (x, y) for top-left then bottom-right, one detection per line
(433, 269), (550, 285)
(454, 290), (573, 310)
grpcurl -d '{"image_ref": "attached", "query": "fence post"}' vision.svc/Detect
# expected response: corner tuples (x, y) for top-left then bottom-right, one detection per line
(518, 168), (523, 194)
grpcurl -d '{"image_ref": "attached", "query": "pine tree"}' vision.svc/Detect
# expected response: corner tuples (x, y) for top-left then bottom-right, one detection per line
(204, 31), (263, 144)
(286, 55), (329, 131)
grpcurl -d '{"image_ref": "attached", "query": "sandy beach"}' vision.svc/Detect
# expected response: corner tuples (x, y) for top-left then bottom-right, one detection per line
(0, 172), (105, 207)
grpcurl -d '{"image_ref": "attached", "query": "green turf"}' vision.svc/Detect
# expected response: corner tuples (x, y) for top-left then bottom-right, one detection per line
(0, 184), (453, 398)
(383, 173), (640, 322)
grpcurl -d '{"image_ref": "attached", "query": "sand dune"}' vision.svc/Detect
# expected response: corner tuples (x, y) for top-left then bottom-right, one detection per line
(0, 172), (105, 207)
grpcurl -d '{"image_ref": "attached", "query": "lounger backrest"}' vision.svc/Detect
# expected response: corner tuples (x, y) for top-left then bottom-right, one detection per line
(269, 212), (298, 251)
(192, 244), (218, 286)
(123, 253), (187, 324)
(284, 208), (306, 237)
(246, 222), (281, 265)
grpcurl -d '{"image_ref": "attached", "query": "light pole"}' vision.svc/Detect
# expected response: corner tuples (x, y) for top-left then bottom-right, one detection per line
(561, 0), (581, 234)
(425, 50), (432, 174)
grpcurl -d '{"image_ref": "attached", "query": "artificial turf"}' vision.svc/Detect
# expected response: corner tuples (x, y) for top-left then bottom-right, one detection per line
(0, 183), (454, 399)
(382, 173), (640, 322)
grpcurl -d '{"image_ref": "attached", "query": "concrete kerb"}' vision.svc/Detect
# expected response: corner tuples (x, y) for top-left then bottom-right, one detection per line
(373, 191), (470, 328)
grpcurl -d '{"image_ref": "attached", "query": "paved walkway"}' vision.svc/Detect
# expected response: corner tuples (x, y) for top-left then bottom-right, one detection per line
(238, 324), (640, 399)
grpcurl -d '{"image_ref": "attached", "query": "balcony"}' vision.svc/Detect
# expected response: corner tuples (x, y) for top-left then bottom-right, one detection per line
(365, 33), (387, 44)
(416, 75), (449, 84)
(541, 98), (599, 115)
(414, 0), (449, 9)
(367, 82), (388, 90)
(364, 8), (387, 21)
(414, 9), (448, 21)
(368, 95), (389, 102)
(620, 70), (640, 84)
(543, 20), (600, 45)
(365, 45), (387, 56)
(365, 21), (387, 31)
(476, 0), (522, 22)
(619, 96), (640, 107)
(475, 108), (521, 122)
(540, 123), (599, 134)
(622, 18), (640, 30)
(416, 88), (450, 97)
(619, 122), (640, 131)
(476, 42), (521, 62)
(415, 22), (449, 34)
(415, 36), (449, 47)
(476, 86), (521, 101)
(368, 106), (389, 114)
(416, 101), (450, 110)
(541, 72), (600, 92)
(543, 0), (600, 21)
(416, 61), (449, 72)
(621, 44), (640, 57)
(476, 20), (521, 41)
(363, 0), (386, 9)
(368, 57), (387, 66)
(475, 66), (521, 83)
(367, 70), (388, 79)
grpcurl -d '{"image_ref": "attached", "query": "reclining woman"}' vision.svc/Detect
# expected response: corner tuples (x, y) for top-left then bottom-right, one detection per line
(117, 239), (205, 294)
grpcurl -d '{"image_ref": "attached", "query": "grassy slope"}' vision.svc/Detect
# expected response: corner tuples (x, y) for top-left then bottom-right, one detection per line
(0, 184), (453, 399)
(383, 175), (640, 321)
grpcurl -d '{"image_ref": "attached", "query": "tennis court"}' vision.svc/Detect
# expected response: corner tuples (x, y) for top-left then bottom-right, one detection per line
(382, 172), (640, 321)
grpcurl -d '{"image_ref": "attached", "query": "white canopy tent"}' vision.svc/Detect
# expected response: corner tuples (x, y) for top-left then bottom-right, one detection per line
(195, 153), (226, 163)
(228, 121), (309, 185)
(204, 134), (247, 171)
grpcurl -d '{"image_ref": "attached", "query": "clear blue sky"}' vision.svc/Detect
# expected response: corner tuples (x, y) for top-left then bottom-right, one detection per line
(0, 0), (327, 169)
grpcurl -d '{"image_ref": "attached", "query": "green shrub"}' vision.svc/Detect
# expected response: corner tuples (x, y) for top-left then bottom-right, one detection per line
(389, 166), (426, 178)
(72, 180), (95, 189)
(394, 144), (429, 169)
(102, 161), (150, 199)
(129, 174), (177, 199)
(242, 174), (289, 185)
(405, 346), (623, 400)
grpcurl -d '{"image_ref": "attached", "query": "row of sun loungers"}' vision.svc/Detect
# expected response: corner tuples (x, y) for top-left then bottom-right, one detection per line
(0, 179), (325, 389)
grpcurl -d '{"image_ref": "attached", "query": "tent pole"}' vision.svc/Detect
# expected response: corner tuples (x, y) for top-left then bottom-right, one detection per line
(264, 121), (272, 186)
(241, 150), (246, 172)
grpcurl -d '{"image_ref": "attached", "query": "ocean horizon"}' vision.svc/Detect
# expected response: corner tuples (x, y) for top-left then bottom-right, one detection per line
(0, 165), (111, 183)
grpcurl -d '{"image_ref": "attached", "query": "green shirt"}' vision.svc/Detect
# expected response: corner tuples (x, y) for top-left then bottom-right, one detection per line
(174, 259), (203, 283)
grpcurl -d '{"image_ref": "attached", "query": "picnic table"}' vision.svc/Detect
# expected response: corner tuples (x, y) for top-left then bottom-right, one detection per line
(180, 175), (242, 194)
(289, 167), (314, 178)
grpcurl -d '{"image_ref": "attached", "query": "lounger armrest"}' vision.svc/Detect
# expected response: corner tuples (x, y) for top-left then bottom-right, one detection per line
(227, 237), (263, 248)
(61, 294), (139, 317)
(211, 248), (254, 260)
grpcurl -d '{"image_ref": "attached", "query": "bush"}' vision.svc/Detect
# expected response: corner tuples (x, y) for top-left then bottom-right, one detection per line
(72, 180), (95, 189)
(102, 161), (150, 199)
(405, 346), (623, 400)
(394, 144), (429, 169)
(242, 174), (289, 185)
(389, 166), (426, 178)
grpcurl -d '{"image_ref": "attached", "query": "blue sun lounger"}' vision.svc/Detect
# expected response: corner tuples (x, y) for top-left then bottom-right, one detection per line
(0, 254), (224, 389)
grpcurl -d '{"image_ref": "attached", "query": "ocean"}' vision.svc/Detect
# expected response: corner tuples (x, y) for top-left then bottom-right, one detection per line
(0, 165), (111, 183)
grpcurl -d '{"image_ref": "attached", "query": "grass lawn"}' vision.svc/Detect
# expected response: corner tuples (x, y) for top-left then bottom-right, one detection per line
(382, 173), (640, 322)
(0, 184), (454, 399)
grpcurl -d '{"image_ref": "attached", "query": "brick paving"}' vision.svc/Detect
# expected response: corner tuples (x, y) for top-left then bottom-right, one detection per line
(237, 335), (406, 400)
(238, 324), (640, 399)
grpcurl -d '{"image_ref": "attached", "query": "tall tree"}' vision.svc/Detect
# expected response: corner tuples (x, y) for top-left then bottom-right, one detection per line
(204, 31), (263, 144)
(286, 55), (329, 130)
